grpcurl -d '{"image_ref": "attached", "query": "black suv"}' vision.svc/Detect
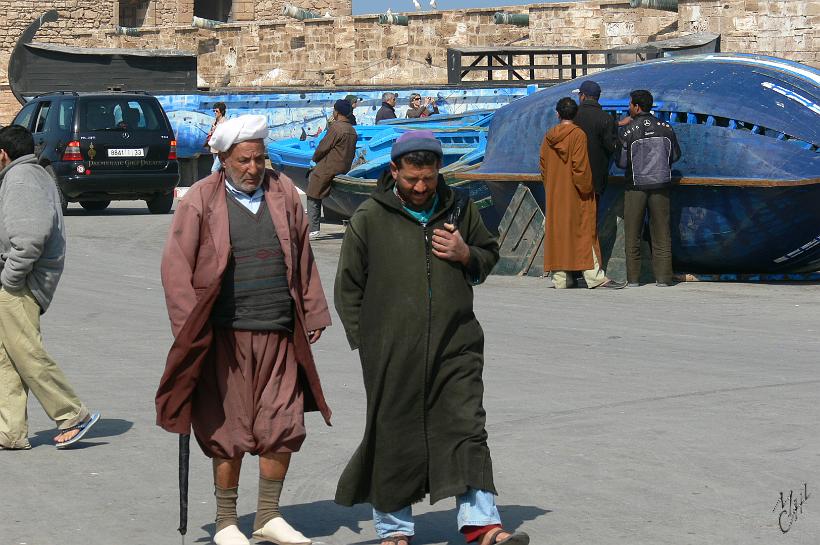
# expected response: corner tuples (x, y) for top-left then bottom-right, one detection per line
(12, 91), (179, 213)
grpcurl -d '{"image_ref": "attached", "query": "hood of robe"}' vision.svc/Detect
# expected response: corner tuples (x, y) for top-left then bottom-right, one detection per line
(544, 122), (581, 163)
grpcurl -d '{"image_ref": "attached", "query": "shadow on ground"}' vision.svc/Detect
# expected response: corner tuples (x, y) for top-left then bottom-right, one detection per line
(197, 500), (549, 544)
(29, 417), (134, 448)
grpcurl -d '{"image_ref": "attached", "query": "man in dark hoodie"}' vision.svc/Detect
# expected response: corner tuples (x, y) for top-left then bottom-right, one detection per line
(334, 131), (529, 545)
(0, 125), (100, 450)
(573, 80), (619, 196)
(540, 98), (623, 289)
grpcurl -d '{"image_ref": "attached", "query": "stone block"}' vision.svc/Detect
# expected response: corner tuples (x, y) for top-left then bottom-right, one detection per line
(761, 14), (790, 31)
(790, 15), (812, 29)
(605, 20), (636, 37)
(732, 14), (757, 31)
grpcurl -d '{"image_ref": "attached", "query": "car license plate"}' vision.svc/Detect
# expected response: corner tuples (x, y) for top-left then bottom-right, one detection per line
(108, 148), (145, 157)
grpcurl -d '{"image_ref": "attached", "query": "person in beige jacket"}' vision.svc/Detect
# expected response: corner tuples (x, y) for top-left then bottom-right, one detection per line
(306, 99), (357, 239)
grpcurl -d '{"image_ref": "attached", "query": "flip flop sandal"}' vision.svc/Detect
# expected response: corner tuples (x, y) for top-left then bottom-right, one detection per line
(55, 412), (100, 449)
(486, 528), (530, 545)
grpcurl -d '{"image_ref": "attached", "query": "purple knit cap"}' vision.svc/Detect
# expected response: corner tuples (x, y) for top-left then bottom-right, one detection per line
(390, 130), (443, 162)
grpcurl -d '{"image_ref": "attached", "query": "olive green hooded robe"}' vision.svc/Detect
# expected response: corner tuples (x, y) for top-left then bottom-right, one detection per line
(334, 176), (500, 513)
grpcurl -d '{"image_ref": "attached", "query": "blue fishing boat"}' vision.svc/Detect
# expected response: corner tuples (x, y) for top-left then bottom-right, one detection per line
(461, 53), (820, 273)
(267, 110), (493, 172)
(268, 123), (488, 218)
(156, 89), (518, 160)
(346, 130), (486, 179)
(267, 125), (404, 183)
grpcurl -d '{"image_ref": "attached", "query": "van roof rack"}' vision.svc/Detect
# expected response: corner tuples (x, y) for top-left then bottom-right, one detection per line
(31, 90), (80, 99)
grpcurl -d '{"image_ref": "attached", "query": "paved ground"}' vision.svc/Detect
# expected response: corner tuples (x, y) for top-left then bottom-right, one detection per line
(2, 201), (818, 545)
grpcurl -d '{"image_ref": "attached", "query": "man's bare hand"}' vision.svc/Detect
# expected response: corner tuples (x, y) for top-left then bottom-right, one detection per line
(618, 116), (633, 127)
(308, 328), (324, 343)
(432, 223), (470, 266)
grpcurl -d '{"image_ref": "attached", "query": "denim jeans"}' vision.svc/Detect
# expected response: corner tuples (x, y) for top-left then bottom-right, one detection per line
(373, 488), (501, 538)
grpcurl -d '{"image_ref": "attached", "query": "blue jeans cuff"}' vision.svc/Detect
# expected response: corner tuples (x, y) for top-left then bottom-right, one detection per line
(460, 519), (501, 526)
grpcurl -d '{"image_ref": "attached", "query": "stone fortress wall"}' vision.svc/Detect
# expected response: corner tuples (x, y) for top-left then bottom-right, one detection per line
(0, 0), (817, 122)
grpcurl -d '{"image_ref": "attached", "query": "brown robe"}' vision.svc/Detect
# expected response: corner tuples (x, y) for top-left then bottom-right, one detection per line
(306, 118), (357, 200)
(156, 169), (332, 435)
(539, 122), (602, 272)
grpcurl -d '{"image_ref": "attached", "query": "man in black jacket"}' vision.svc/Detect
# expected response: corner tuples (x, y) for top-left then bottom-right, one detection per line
(375, 92), (397, 123)
(617, 89), (682, 287)
(573, 80), (619, 196)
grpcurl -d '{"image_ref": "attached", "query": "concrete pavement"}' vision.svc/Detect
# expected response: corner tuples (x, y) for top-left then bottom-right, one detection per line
(1, 201), (818, 545)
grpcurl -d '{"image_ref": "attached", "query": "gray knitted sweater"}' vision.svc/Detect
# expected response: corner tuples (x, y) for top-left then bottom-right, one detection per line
(0, 154), (66, 312)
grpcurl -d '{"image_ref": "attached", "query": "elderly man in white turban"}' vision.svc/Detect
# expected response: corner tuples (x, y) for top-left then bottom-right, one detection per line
(156, 115), (333, 545)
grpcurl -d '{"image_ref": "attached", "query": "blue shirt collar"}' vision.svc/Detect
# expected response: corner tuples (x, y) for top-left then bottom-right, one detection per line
(225, 177), (264, 202)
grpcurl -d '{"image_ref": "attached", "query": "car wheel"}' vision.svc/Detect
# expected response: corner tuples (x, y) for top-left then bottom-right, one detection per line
(44, 165), (68, 214)
(147, 192), (174, 214)
(79, 200), (111, 211)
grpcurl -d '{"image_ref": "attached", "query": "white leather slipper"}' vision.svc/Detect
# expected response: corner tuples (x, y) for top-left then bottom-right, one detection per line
(252, 517), (311, 545)
(215, 524), (250, 545)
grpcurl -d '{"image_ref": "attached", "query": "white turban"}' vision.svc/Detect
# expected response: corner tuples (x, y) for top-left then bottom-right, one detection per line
(208, 114), (269, 152)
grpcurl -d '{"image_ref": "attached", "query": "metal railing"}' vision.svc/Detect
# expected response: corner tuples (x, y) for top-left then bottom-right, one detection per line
(446, 46), (664, 85)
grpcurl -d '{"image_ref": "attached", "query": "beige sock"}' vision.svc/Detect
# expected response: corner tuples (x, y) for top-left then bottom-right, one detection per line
(254, 477), (284, 530)
(215, 486), (239, 532)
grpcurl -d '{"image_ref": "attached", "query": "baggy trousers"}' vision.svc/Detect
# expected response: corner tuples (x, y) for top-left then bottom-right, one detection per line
(551, 246), (607, 289)
(623, 188), (673, 284)
(191, 328), (306, 459)
(0, 287), (88, 448)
